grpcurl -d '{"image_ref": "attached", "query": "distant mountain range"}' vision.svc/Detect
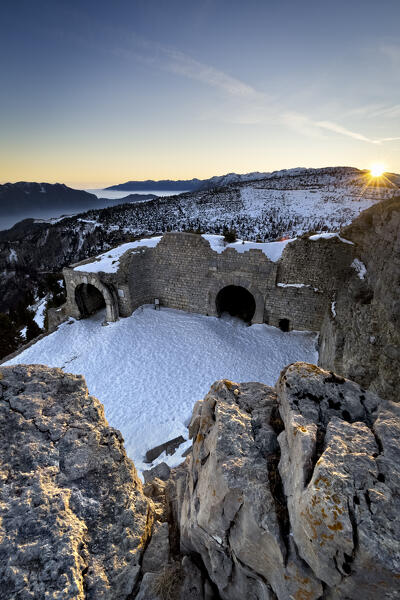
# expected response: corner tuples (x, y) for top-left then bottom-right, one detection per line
(103, 168), (366, 192)
(0, 182), (159, 229)
(104, 172), (283, 192)
(105, 179), (203, 191)
(0, 182), (160, 215)
(0, 183), (99, 216)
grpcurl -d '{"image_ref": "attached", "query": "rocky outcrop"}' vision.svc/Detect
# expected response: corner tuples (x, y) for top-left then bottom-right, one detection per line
(176, 365), (400, 599)
(319, 196), (400, 402)
(0, 365), (151, 599)
(1, 362), (399, 599)
(277, 363), (400, 599)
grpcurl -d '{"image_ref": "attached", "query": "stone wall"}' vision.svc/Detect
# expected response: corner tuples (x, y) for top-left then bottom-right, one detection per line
(277, 236), (354, 290)
(62, 232), (356, 333)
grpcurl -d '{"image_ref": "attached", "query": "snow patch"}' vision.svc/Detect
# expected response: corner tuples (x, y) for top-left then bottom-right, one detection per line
(331, 301), (336, 317)
(212, 535), (223, 545)
(4, 306), (318, 476)
(8, 249), (17, 263)
(74, 236), (162, 273)
(277, 283), (320, 292)
(308, 232), (354, 244)
(30, 296), (47, 329)
(202, 234), (296, 262)
(34, 216), (71, 225)
(351, 258), (367, 280)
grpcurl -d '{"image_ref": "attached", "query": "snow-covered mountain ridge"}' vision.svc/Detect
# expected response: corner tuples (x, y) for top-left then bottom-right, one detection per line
(105, 165), (400, 192)
(77, 166), (399, 241)
(194, 166), (343, 189)
(203, 165), (400, 190)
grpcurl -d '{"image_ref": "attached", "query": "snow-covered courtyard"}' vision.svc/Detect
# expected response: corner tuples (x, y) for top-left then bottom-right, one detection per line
(4, 306), (318, 475)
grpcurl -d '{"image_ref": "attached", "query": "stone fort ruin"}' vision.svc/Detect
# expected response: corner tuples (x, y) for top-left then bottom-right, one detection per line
(55, 232), (356, 334)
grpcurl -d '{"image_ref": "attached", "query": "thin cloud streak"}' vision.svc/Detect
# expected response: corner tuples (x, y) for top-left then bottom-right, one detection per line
(42, 20), (400, 147)
(314, 120), (400, 144)
(368, 104), (400, 119)
(342, 103), (400, 120)
(163, 49), (258, 98)
(315, 121), (378, 144)
(153, 49), (399, 146)
(280, 112), (399, 145)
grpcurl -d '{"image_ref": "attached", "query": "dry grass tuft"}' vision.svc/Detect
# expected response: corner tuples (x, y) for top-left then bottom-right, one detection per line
(152, 562), (183, 600)
(151, 561), (184, 600)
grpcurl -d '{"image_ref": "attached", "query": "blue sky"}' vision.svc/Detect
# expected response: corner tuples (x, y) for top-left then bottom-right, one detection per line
(1, 0), (399, 186)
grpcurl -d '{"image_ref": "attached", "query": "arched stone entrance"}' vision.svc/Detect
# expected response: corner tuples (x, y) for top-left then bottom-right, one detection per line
(75, 284), (105, 317)
(74, 281), (119, 323)
(216, 285), (256, 323)
(208, 279), (264, 324)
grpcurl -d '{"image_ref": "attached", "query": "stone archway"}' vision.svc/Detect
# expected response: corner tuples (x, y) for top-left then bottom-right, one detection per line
(74, 281), (119, 322)
(216, 285), (256, 322)
(75, 283), (105, 317)
(208, 279), (264, 324)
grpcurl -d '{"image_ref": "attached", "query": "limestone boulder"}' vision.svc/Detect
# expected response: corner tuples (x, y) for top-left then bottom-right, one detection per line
(0, 365), (150, 600)
(277, 362), (400, 599)
(143, 461), (171, 483)
(142, 521), (170, 573)
(179, 379), (323, 600)
(135, 573), (161, 600)
(178, 367), (400, 599)
(179, 555), (208, 600)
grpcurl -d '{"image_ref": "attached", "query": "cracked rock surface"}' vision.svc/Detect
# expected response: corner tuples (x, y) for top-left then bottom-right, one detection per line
(0, 365), (150, 600)
(319, 197), (400, 402)
(177, 364), (400, 599)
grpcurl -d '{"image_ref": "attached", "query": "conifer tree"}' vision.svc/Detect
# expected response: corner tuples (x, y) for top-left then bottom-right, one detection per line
(0, 313), (22, 358)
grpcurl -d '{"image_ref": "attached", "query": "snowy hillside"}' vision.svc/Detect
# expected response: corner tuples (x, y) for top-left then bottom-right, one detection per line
(76, 166), (398, 242)
(194, 166), (358, 190)
(196, 170), (271, 190)
(4, 306), (318, 475)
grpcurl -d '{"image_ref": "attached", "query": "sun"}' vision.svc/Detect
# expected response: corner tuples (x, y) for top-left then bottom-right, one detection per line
(370, 163), (386, 177)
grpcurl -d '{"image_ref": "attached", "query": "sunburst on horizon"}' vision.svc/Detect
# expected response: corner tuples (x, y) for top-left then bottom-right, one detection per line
(370, 163), (386, 178)
(355, 162), (398, 202)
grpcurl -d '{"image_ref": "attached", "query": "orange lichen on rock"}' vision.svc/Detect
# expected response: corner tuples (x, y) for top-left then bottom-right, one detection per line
(327, 521), (343, 531)
(314, 476), (331, 489)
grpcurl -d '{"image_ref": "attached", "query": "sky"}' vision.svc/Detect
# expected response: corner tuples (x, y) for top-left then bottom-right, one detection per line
(1, 0), (400, 188)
